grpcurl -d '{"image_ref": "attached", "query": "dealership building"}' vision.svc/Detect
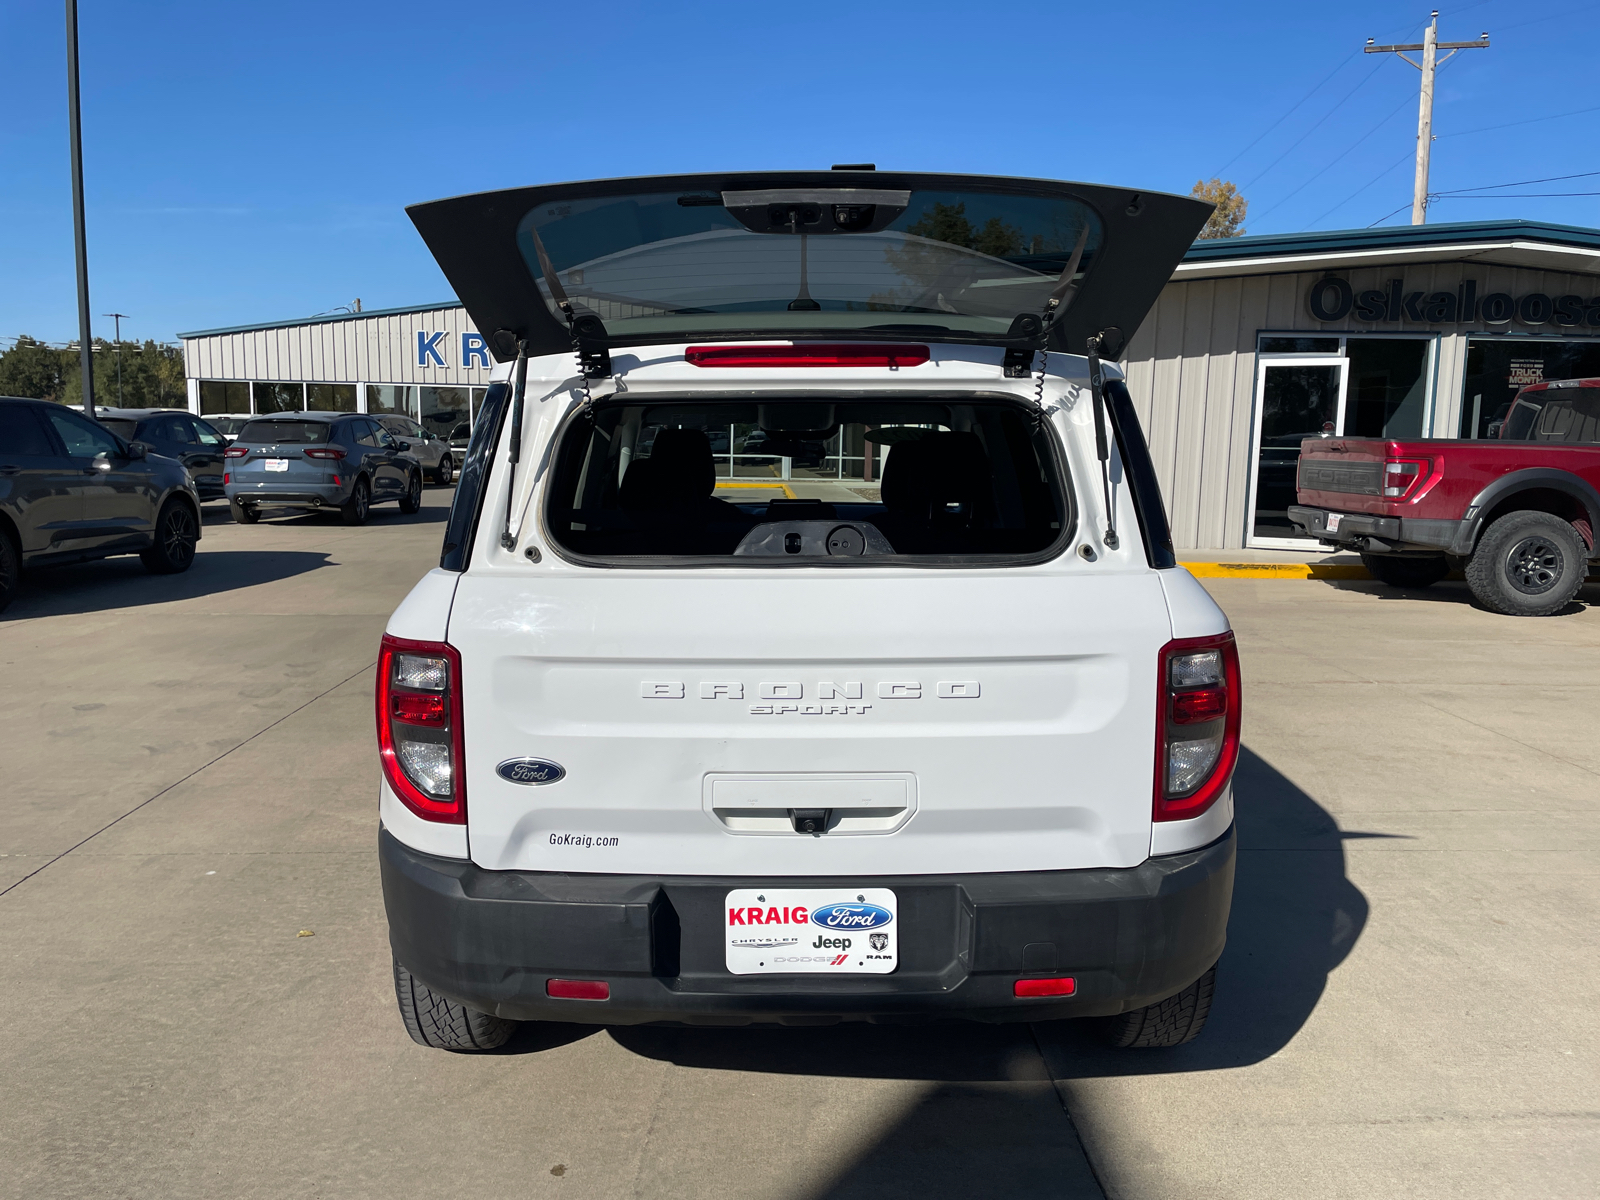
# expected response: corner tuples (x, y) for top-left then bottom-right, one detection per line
(179, 218), (1600, 551)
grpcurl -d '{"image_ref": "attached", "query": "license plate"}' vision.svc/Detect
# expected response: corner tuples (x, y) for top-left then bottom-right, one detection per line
(725, 888), (898, 975)
(1326, 512), (1342, 532)
(264, 459), (289, 472)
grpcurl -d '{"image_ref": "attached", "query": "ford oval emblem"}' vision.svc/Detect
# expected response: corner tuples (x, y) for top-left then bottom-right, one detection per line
(811, 902), (893, 930)
(496, 758), (565, 786)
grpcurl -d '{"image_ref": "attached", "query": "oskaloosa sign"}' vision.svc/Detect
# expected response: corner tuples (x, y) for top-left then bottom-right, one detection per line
(1308, 277), (1600, 328)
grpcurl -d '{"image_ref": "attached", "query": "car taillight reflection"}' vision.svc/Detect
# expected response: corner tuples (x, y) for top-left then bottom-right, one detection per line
(376, 634), (465, 823)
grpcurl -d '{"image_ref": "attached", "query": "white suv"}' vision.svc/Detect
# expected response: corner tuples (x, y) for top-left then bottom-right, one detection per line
(378, 171), (1237, 1050)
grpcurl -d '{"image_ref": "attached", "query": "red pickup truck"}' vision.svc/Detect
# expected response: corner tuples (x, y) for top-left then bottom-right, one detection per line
(1289, 378), (1600, 616)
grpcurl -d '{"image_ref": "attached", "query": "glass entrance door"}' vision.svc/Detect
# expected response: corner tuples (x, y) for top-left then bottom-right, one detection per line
(1248, 357), (1346, 545)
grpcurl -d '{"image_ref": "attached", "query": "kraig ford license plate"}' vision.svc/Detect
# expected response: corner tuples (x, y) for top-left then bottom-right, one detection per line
(725, 888), (898, 975)
(264, 459), (289, 472)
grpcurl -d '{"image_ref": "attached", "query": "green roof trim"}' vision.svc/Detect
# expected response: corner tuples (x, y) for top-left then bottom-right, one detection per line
(177, 300), (462, 340)
(1181, 219), (1600, 262)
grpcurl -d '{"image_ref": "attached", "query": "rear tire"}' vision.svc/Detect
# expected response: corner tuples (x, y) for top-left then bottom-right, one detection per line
(0, 528), (19, 613)
(1103, 964), (1216, 1048)
(1465, 510), (1588, 616)
(393, 957), (517, 1051)
(1360, 553), (1448, 589)
(399, 470), (422, 514)
(229, 499), (259, 524)
(140, 500), (199, 574)
(340, 477), (370, 526)
(435, 455), (453, 486)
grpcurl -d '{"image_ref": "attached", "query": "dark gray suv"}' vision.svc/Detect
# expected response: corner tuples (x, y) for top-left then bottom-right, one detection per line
(0, 396), (201, 613)
(224, 413), (423, 525)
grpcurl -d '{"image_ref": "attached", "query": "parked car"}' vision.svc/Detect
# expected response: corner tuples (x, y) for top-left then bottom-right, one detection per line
(1290, 376), (1600, 615)
(377, 172), (1238, 1052)
(224, 413), (423, 525)
(94, 407), (229, 500)
(375, 414), (456, 485)
(0, 396), (201, 611)
(202, 414), (254, 441)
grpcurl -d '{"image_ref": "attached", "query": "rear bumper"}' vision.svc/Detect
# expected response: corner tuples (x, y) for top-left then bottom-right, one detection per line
(225, 480), (350, 508)
(1287, 505), (1471, 555)
(379, 825), (1235, 1025)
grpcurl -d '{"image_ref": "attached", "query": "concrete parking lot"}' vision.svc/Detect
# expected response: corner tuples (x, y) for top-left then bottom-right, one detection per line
(2, 492), (1595, 1199)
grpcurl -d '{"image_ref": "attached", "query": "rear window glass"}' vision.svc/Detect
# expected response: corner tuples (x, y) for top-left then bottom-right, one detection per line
(236, 420), (331, 444)
(519, 188), (1103, 344)
(97, 418), (138, 440)
(546, 399), (1069, 562)
(1502, 387), (1600, 443)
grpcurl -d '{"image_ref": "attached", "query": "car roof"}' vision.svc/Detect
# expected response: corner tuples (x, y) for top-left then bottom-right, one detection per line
(93, 407), (192, 420)
(1520, 379), (1600, 393)
(240, 412), (345, 422)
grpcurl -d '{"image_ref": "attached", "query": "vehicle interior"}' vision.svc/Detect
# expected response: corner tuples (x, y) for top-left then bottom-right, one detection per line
(546, 398), (1069, 560)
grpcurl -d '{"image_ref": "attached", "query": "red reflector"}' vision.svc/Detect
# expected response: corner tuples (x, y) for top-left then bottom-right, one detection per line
(1014, 977), (1077, 998)
(222, 473), (230, 485)
(685, 343), (930, 369)
(546, 978), (609, 1000)
(1171, 687), (1227, 724)
(392, 693), (446, 725)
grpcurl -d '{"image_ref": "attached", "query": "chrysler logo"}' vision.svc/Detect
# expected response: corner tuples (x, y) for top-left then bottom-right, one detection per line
(496, 758), (565, 785)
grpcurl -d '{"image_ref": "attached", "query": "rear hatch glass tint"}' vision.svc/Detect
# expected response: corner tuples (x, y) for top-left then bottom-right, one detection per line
(237, 420), (331, 444)
(97, 419), (138, 440)
(547, 398), (1069, 561)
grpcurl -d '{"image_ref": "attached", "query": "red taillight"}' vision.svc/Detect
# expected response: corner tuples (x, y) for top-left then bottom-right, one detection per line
(1014, 977), (1077, 998)
(547, 979), (609, 1000)
(376, 634), (465, 823)
(1382, 458), (1429, 499)
(685, 343), (930, 369)
(303, 446), (347, 460)
(223, 446), (247, 458)
(392, 692), (445, 726)
(1155, 632), (1241, 823)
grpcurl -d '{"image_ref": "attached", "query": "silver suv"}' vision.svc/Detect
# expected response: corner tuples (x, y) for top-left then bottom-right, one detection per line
(224, 413), (423, 524)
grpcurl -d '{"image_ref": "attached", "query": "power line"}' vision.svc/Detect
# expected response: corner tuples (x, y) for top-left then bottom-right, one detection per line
(1309, 148), (1415, 227)
(1253, 88), (1418, 223)
(1239, 55), (1395, 191)
(1210, 51), (1361, 179)
(1440, 103), (1600, 139)
(1434, 191), (1600, 199)
(1432, 169), (1600, 194)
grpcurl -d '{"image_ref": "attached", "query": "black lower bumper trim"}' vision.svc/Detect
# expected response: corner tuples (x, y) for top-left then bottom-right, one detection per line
(379, 826), (1236, 1025)
(1288, 505), (1469, 554)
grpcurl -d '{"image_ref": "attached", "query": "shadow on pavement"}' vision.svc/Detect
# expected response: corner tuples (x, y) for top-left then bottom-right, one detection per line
(603, 747), (1369, 1198)
(1318, 576), (1597, 615)
(6, 549), (334, 619)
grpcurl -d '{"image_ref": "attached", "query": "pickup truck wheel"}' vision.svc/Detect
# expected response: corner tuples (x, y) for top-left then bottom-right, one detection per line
(1102, 964), (1215, 1048)
(1360, 553), (1448, 589)
(140, 500), (199, 574)
(393, 958), (517, 1051)
(1466, 511), (1588, 616)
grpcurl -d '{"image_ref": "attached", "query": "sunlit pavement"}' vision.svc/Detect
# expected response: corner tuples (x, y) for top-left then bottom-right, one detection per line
(1, 496), (1594, 1198)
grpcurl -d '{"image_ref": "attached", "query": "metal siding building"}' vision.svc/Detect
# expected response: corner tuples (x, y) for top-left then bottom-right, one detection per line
(1121, 221), (1600, 550)
(178, 220), (1600, 552)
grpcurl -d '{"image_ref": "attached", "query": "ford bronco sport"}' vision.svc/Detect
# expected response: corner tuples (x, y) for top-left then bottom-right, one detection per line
(377, 171), (1238, 1050)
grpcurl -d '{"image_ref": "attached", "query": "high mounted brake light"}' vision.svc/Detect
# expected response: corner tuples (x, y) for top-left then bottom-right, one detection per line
(685, 344), (930, 368)
(1155, 632), (1241, 823)
(376, 634), (465, 823)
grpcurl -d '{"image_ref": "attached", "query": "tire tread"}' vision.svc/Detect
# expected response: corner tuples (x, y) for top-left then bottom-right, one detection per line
(1103, 964), (1216, 1048)
(392, 958), (516, 1051)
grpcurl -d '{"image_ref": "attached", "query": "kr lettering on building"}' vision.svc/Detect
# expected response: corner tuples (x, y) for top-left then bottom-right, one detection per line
(416, 331), (492, 368)
(1307, 277), (1600, 329)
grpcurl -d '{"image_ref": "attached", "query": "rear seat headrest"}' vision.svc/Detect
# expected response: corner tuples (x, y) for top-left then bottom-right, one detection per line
(621, 427), (716, 509)
(880, 431), (991, 517)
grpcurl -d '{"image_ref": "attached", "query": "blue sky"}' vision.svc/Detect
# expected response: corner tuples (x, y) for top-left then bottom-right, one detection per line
(2, 0), (1596, 345)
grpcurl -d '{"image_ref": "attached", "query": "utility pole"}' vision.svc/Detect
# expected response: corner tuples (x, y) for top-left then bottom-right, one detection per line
(103, 312), (128, 405)
(65, 0), (95, 416)
(1367, 12), (1489, 225)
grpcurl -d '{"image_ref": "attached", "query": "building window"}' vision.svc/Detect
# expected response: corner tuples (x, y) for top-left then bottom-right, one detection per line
(367, 385), (415, 419)
(1461, 337), (1600, 438)
(420, 386), (471, 443)
(199, 380), (250, 415)
(307, 383), (357, 412)
(253, 382), (305, 413)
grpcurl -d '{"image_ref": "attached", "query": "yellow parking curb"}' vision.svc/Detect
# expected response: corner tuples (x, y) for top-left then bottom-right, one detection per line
(715, 481), (797, 499)
(1180, 562), (1372, 580)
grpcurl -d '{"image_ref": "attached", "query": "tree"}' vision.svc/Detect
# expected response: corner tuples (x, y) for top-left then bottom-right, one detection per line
(1192, 178), (1248, 239)
(0, 336), (187, 407)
